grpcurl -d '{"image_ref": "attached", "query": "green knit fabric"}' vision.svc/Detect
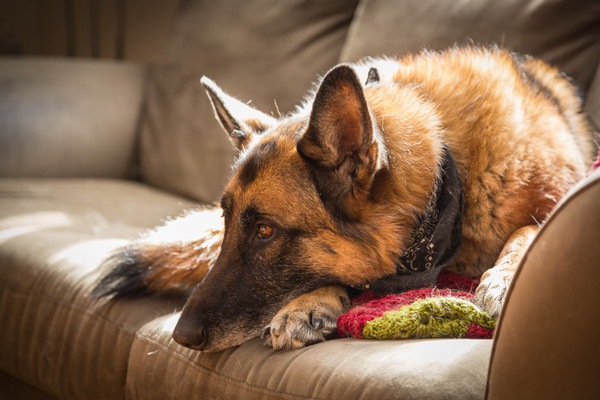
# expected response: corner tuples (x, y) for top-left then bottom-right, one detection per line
(362, 297), (496, 339)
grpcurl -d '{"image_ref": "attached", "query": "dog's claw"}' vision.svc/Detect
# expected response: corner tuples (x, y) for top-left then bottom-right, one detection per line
(260, 326), (270, 339)
(311, 316), (323, 330)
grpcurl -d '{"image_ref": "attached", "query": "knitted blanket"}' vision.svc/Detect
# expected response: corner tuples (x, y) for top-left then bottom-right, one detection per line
(337, 273), (496, 340)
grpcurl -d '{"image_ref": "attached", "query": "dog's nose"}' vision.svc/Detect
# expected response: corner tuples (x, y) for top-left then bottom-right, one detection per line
(172, 320), (207, 350)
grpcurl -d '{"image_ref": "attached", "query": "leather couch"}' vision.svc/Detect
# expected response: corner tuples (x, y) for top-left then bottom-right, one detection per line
(1, 1), (599, 399)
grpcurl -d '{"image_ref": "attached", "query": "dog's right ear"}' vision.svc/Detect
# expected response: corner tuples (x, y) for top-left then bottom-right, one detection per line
(201, 77), (276, 151)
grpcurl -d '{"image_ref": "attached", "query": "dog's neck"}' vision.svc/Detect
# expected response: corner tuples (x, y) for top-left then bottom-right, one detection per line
(354, 146), (464, 293)
(396, 146), (463, 274)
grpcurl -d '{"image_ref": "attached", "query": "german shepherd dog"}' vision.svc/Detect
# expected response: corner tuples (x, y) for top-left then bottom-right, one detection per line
(94, 47), (596, 352)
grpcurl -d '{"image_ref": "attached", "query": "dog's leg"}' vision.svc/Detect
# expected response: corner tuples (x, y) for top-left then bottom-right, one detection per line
(93, 207), (223, 298)
(263, 286), (350, 350)
(474, 225), (539, 318)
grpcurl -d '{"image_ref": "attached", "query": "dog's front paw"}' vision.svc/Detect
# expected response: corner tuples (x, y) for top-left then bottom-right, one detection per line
(262, 306), (337, 351)
(262, 286), (349, 351)
(473, 267), (514, 319)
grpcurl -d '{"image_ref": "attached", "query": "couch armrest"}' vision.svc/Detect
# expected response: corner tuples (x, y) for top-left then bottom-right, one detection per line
(0, 57), (146, 179)
(585, 64), (600, 134)
(486, 167), (600, 399)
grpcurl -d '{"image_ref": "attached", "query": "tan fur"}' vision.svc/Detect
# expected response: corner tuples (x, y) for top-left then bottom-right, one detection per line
(474, 225), (539, 317)
(142, 240), (218, 293)
(296, 48), (592, 282)
(385, 48), (593, 276)
(132, 208), (222, 293)
(264, 49), (594, 348)
(266, 286), (349, 350)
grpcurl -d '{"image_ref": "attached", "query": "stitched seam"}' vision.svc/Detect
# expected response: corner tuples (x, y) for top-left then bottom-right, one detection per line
(0, 287), (136, 399)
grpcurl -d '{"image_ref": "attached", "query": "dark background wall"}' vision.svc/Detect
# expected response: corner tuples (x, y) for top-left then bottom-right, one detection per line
(0, 0), (181, 63)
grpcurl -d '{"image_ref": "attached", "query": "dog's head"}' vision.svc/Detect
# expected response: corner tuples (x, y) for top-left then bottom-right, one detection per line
(172, 65), (429, 352)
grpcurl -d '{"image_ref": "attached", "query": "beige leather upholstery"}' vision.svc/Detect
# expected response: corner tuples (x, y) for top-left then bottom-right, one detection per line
(128, 319), (491, 399)
(0, 179), (492, 399)
(139, 0), (360, 203)
(585, 65), (600, 132)
(486, 168), (600, 399)
(138, 0), (600, 204)
(0, 59), (146, 179)
(0, 179), (193, 398)
(340, 0), (600, 91)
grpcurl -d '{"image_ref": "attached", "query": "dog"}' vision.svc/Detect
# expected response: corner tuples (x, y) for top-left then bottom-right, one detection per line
(94, 46), (597, 352)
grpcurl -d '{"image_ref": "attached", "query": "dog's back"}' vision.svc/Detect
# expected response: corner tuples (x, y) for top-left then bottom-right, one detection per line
(357, 47), (596, 276)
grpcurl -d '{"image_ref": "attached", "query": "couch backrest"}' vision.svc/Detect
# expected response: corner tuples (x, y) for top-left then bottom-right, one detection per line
(340, 0), (600, 92)
(341, 0), (600, 141)
(139, 0), (600, 202)
(139, 0), (360, 202)
(0, 58), (146, 179)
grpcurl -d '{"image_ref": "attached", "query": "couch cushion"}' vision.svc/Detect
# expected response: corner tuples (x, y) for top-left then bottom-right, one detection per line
(0, 59), (146, 179)
(340, 0), (600, 92)
(139, 0), (359, 202)
(0, 179), (194, 399)
(1, 178), (493, 399)
(128, 314), (492, 400)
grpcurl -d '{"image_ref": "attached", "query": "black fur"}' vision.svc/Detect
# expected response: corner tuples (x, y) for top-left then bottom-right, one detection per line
(92, 248), (149, 298)
(366, 67), (380, 85)
(237, 140), (277, 188)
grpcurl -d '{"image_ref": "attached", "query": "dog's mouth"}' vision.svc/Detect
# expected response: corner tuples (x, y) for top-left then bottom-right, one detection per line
(173, 319), (264, 352)
(171, 271), (330, 352)
(173, 285), (269, 352)
(170, 268), (295, 352)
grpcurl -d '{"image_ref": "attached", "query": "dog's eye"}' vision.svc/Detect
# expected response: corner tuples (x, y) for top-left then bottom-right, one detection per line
(256, 224), (275, 240)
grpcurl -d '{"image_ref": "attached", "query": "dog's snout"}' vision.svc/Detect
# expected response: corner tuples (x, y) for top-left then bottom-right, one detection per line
(173, 319), (207, 350)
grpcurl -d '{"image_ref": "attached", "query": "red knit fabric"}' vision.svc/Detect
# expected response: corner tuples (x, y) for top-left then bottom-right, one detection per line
(593, 147), (600, 171)
(337, 273), (489, 339)
(466, 324), (495, 338)
(437, 272), (480, 291)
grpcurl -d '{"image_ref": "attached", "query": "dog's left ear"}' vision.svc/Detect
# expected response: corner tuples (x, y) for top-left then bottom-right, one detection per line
(298, 65), (380, 218)
(201, 77), (276, 151)
(299, 65), (375, 167)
